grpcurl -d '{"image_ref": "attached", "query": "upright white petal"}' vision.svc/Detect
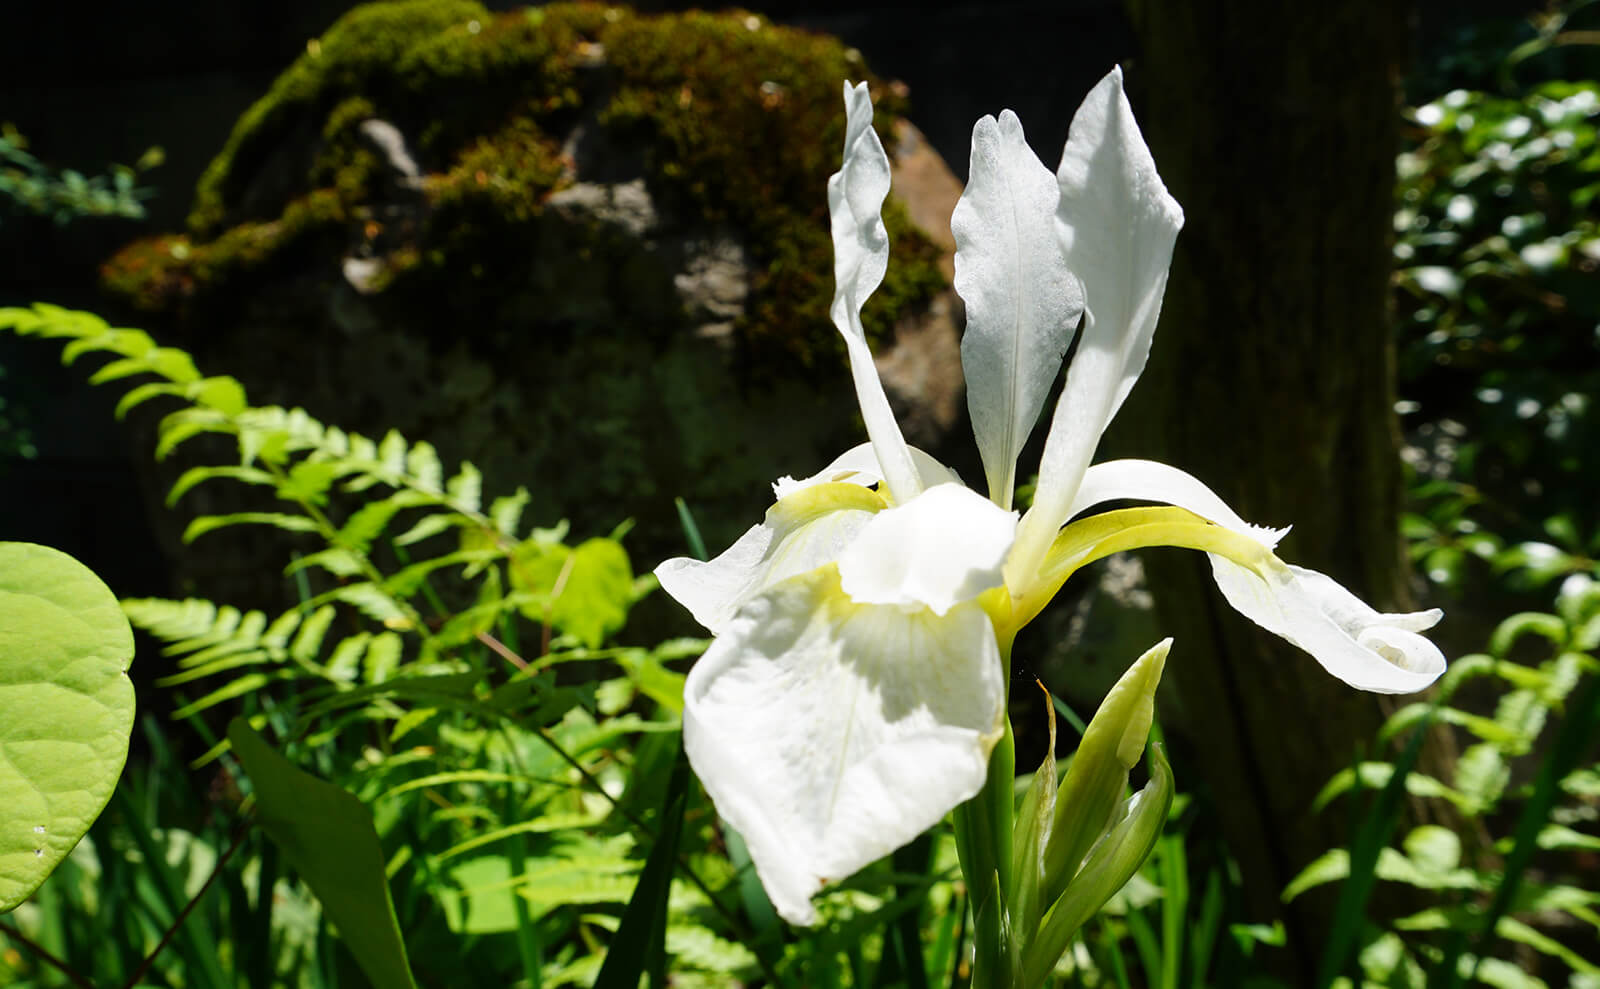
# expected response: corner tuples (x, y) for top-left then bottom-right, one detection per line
(828, 81), (922, 504)
(953, 110), (1083, 508)
(838, 483), (1017, 615)
(1210, 558), (1446, 694)
(684, 567), (1006, 925)
(1011, 66), (1184, 586)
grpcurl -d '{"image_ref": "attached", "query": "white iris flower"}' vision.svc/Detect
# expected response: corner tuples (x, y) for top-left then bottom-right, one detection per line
(655, 68), (1445, 926)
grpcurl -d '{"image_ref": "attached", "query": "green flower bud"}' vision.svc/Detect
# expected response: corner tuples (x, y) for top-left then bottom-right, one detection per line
(1039, 638), (1169, 907)
(1023, 743), (1174, 986)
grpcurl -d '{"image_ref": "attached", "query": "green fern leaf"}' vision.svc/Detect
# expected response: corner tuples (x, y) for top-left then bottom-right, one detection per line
(446, 463), (482, 513)
(155, 651), (272, 687)
(325, 633), (372, 683)
(170, 671), (277, 718)
(285, 547), (365, 579)
(167, 464), (277, 506)
(322, 583), (409, 626)
(404, 441), (442, 493)
(291, 605), (338, 663)
(363, 632), (403, 684)
(378, 430), (408, 476)
(392, 513), (458, 547)
(490, 489), (530, 539)
(184, 512), (320, 543)
(112, 381), (185, 419)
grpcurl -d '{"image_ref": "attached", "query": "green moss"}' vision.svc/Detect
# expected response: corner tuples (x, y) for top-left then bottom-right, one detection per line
(112, 2), (947, 371)
(429, 120), (567, 217)
(102, 191), (347, 313)
(190, 0), (490, 236)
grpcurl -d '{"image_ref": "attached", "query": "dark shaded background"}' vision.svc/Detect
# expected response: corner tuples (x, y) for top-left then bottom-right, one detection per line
(0, 0), (1525, 598)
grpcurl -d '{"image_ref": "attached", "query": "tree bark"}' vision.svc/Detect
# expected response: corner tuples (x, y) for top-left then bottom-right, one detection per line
(1116, 0), (1416, 973)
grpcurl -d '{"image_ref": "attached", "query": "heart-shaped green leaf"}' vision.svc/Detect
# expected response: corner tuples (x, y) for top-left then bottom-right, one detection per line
(0, 542), (135, 911)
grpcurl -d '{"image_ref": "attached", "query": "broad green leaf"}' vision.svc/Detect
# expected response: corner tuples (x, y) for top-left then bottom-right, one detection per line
(594, 739), (690, 989)
(0, 543), (135, 911)
(511, 537), (635, 648)
(227, 719), (417, 989)
(439, 855), (521, 934)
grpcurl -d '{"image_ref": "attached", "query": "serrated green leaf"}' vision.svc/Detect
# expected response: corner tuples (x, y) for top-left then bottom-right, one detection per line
(328, 584), (409, 626)
(405, 441), (442, 492)
(299, 671), (481, 722)
(285, 547), (364, 580)
(666, 925), (760, 974)
(1474, 955), (1550, 989)
(154, 412), (227, 459)
(1454, 743), (1509, 811)
(170, 672), (273, 718)
(155, 650), (271, 686)
(277, 460), (340, 506)
(383, 550), (497, 598)
(364, 632), (403, 684)
(193, 376), (246, 415)
(325, 633), (371, 683)
(392, 513), (457, 547)
(1313, 762), (1472, 813)
(0, 543), (135, 911)
(437, 813), (607, 864)
(1491, 688), (1547, 754)
(1495, 915), (1600, 975)
(145, 347), (201, 383)
(291, 605), (337, 663)
(114, 380), (184, 418)
(490, 489), (530, 538)
(511, 538), (634, 648)
(1374, 845), (1482, 891)
(445, 463), (482, 512)
(228, 720), (417, 989)
(166, 464), (277, 506)
(1489, 612), (1567, 657)
(378, 431), (407, 475)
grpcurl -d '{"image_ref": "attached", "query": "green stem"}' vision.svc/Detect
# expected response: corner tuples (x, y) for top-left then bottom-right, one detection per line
(952, 702), (1017, 988)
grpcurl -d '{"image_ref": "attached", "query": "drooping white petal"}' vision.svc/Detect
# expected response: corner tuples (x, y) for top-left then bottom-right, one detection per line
(953, 110), (1083, 508)
(773, 442), (962, 502)
(656, 482), (885, 633)
(838, 483), (1017, 615)
(683, 567), (1006, 925)
(1066, 459), (1291, 549)
(1209, 557), (1446, 694)
(1011, 66), (1185, 586)
(1032, 456), (1445, 692)
(828, 81), (922, 504)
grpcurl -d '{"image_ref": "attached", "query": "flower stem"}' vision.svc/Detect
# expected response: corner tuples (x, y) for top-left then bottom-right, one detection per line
(952, 712), (1017, 988)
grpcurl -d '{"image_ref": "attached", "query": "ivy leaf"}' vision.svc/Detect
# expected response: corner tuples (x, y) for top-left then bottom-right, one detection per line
(0, 542), (135, 911)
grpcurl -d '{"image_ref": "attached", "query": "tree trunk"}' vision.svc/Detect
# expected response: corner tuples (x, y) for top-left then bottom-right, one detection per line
(1115, 0), (1417, 973)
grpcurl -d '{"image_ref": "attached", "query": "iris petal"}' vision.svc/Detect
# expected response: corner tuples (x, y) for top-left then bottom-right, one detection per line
(683, 567), (1006, 925)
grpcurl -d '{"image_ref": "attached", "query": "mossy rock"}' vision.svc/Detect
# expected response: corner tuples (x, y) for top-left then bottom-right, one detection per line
(100, 1), (967, 603)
